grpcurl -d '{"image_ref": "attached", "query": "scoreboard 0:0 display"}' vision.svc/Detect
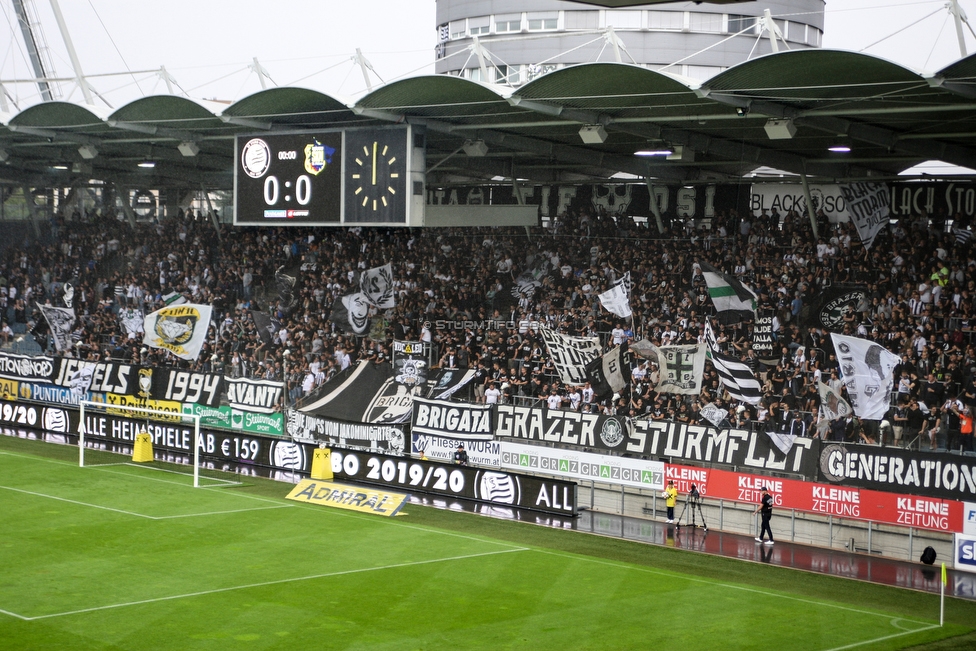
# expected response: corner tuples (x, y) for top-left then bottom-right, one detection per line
(234, 132), (342, 225)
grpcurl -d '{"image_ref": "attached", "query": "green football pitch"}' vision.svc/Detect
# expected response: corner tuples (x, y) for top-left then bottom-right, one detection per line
(1, 436), (975, 651)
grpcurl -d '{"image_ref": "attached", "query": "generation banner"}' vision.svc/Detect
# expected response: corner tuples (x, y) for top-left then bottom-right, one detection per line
(500, 441), (665, 491)
(818, 442), (976, 502)
(539, 326), (601, 386)
(666, 463), (965, 534)
(328, 449), (578, 516)
(285, 409), (406, 455)
(411, 398), (494, 439)
(411, 433), (501, 467)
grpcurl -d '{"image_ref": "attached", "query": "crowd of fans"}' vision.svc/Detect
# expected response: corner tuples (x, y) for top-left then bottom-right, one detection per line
(1, 198), (975, 452)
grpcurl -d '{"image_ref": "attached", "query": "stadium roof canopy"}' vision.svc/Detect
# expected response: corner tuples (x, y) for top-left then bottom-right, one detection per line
(2, 49), (976, 192)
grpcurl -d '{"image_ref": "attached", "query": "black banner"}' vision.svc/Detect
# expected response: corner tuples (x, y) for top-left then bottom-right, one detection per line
(494, 405), (819, 476)
(818, 442), (976, 501)
(0, 351), (54, 382)
(411, 398), (494, 440)
(495, 405), (634, 452)
(329, 449), (577, 515)
(752, 310), (776, 363)
(427, 182), (750, 223)
(225, 377), (283, 413)
(889, 181), (976, 221)
(286, 409), (406, 455)
(50, 359), (139, 395)
(150, 368), (223, 407)
(808, 285), (869, 331)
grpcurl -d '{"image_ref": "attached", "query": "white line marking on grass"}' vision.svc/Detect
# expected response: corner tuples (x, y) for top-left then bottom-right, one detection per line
(0, 484), (155, 519)
(0, 449), (76, 466)
(0, 607), (30, 621)
(0, 484), (294, 521)
(820, 623), (940, 651)
(151, 505), (294, 519)
(532, 548), (935, 627)
(23, 547), (528, 621)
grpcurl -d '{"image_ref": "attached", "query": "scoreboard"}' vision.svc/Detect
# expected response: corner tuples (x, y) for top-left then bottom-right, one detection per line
(233, 126), (425, 226)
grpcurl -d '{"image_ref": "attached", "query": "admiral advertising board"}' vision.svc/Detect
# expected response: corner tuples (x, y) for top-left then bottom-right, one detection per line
(328, 449), (577, 516)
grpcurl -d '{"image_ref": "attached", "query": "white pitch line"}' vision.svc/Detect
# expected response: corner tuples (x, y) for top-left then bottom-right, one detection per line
(820, 623), (941, 651)
(22, 547), (528, 621)
(0, 484), (298, 521)
(0, 607), (29, 621)
(151, 504), (294, 520)
(0, 485), (155, 519)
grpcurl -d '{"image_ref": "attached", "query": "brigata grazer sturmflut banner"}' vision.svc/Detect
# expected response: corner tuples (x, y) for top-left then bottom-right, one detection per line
(411, 398), (494, 440)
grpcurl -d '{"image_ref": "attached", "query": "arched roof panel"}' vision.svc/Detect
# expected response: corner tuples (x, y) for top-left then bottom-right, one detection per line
(8, 101), (111, 130)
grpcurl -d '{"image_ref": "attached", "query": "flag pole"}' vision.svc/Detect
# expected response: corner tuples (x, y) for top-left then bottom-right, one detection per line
(940, 562), (946, 627)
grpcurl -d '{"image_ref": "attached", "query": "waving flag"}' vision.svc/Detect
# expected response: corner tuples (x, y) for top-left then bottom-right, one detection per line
(38, 304), (75, 352)
(700, 261), (757, 322)
(360, 263), (395, 309)
(143, 303), (213, 361)
(830, 333), (899, 420)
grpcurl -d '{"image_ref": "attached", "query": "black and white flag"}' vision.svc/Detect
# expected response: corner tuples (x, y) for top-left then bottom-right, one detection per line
(840, 182), (890, 250)
(119, 307), (144, 339)
(700, 402), (728, 428)
(766, 430), (797, 456)
(360, 263), (395, 309)
(392, 340), (428, 387)
(584, 343), (631, 401)
(63, 282), (74, 308)
(540, 326), (602, 385)
(598, 283), (632, 319)
(329, 293), (371, 335)
(251, 310), (282, 345)
(274, 265), (300, 312)
(704, 322), (761, 405)
(38, 304), (75, 352)
(830, 332), (899, 421)
(655, 344), (706, 395)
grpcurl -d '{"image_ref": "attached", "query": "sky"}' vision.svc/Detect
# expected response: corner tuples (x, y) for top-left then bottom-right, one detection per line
(0, 0), (974, 110)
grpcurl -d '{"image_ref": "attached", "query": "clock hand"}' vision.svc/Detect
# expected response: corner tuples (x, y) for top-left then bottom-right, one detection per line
(371, 141), (377, 186)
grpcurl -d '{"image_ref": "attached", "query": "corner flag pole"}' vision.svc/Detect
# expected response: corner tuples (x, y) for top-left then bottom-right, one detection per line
(940, 562), (946, 627)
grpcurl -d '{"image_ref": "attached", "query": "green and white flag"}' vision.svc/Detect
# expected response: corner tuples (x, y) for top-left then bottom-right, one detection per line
(700, 261), (756, 322)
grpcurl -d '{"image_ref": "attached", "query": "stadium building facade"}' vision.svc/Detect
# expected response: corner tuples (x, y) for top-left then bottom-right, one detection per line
(435, 1), (825, 83)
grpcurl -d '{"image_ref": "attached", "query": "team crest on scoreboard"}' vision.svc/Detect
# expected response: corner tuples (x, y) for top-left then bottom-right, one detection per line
(304, 138), (336, 176)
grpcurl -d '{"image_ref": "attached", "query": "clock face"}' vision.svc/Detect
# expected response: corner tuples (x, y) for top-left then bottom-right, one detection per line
(351, 140), (400, 212)
(344, 128), (408, 224)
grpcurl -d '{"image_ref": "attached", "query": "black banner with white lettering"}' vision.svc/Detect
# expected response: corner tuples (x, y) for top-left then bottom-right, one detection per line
(149, 368), (223, 407)
(411, 398), (494, 440)
(285, 409), (406, 456)
(0, 351), (55, 382)
(494, 404), (819, 477)
(328, 449), (577, 515)
(225, 377), (283, 414)
(50, 359), (140, 395)
(818, 442), (976, 501)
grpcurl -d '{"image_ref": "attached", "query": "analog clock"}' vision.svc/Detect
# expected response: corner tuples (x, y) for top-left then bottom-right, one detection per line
(351, 140), (400, 212)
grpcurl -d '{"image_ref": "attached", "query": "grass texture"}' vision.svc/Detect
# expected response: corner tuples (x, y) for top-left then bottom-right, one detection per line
(0, 435), (974, 651)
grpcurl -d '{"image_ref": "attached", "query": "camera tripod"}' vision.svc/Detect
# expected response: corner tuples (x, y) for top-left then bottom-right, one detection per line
(675, 492), (708, 530)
